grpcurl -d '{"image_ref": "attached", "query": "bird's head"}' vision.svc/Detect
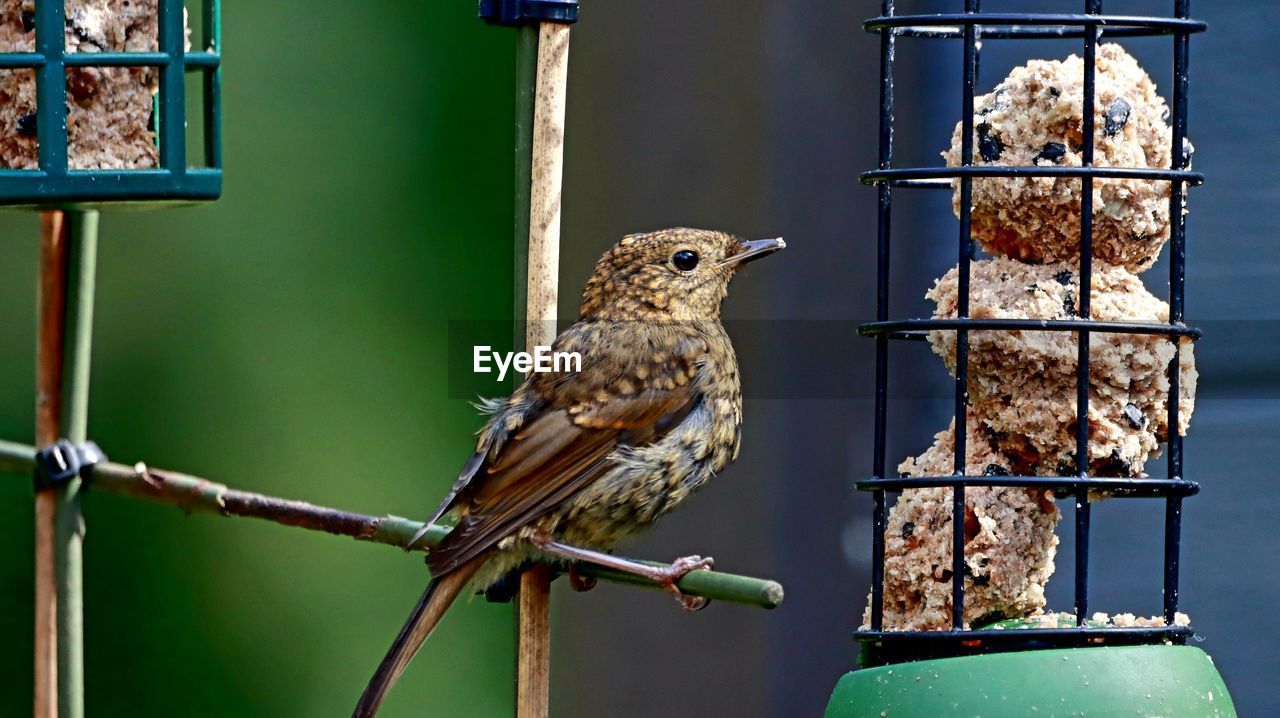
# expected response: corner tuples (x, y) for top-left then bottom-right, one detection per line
(578, 228), (785, 321)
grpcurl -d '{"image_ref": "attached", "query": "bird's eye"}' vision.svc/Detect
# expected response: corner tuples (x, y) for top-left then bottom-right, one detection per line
(671, 249), (700, 272)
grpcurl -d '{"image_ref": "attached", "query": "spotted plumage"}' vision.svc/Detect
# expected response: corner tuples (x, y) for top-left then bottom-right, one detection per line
(354, 228), (784, 717)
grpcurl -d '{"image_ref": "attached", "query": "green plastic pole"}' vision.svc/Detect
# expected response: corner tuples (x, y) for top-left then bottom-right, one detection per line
(56, 210), (97, 718)
(55, 208), (96, 716)
(513, 24), (537, 348)
(34, 209), (97, 718)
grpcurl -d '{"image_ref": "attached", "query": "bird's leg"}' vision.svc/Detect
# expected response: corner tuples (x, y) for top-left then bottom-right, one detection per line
(566, 563), (598, 593)
(529, 533), (713, 611)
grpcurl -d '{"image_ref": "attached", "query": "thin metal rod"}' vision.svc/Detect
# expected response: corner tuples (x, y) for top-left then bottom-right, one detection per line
(158, 0), (186, 173)
(861, 317), (1199, 339)
(0, 440), (784, 609)
(1163, 495), (1183, 621)
(1073, 0), (1102, 627)
(1168, 0), (1190, 327)
(950, 0), (980, 632)
(57, 211), (96, 718)
(34, 209), (97, 718)
(863, 13), (1206, 34)
(1164, 0), (1192, 624)
(202, 0), (223, 168)
(513, 25), (538, 342)
(863, 165), (1203, 183)
(870, 490), (886, 630)
(858, 474), (1198, 496)
(33, 0), (66, 175)
(869, 0), (895, 633)
(0, 51), (218, 69)
(856, 624), (1193, 667)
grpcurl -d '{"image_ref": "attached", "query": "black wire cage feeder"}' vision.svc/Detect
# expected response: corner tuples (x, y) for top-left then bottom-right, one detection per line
(826, 1), (1236, 715)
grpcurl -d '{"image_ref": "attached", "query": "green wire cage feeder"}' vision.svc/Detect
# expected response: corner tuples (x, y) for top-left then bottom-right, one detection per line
(0, 0), (221, 205)
(9, 2), (222, 714)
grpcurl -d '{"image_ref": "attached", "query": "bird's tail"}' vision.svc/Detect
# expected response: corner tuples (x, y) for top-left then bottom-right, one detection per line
(352, 558), (482, 717)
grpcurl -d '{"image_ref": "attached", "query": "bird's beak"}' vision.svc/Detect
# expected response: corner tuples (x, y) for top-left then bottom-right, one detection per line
(721, 237), (786, 267)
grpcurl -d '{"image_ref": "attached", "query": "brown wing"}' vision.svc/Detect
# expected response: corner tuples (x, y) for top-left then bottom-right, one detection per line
(422, 449), (486, 529)
(426, 374), (701, 576)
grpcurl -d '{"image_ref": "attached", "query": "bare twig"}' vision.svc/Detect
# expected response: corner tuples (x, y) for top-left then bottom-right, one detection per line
(0, 439), (784, 610)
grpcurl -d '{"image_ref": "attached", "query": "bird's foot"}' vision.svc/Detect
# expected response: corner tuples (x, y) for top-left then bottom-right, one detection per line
(526, 532), (714, 611)
(655, 555), (714, 612)
(567, 563), (598, 593)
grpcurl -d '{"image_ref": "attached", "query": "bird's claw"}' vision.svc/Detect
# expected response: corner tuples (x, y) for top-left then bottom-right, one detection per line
(657, 555), (714, 612)
(567, 563), (598, 592)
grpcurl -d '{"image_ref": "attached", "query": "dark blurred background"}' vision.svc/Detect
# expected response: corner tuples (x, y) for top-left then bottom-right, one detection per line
(0, 1), (1275, 716)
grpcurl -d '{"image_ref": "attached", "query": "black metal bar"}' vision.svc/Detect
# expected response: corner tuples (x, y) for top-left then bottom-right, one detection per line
(864, 13), (1206, 34)
(857, 625), (1193, 667)
(859, 318), (1201, 340)
(870, 489), (886, 631)
(856, 625), (1194, 646)
(868, 26), (1198, 41)
(1164, 0), (1192, 625)
(862, 166), (1203, 184)
(1073, 0), (1102, 629)
(869, 0), (896, 633)
(857, 475), (1200, 497)
(1163, 495), (1184, 621)
(950, 0), (981, 632)
(479, 0), (579, 27)
(972, 6), (983, 88)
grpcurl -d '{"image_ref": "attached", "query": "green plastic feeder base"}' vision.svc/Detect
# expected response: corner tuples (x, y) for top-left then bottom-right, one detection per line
(825, 645), (1235, 717)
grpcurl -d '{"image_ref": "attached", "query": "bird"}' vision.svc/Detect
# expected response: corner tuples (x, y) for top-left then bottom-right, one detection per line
(353, 227), (785, 717)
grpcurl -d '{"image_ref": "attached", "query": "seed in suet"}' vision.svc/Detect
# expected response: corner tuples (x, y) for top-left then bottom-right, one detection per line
(1104, 98), (1131, 137)
(1037, 142), (1067, 163)
(17, 112), (37, 137)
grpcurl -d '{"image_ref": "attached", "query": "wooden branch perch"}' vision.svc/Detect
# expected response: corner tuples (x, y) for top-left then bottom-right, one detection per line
(0, 439), (784, 610)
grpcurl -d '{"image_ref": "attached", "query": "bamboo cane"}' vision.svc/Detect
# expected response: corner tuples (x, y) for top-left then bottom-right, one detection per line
(516, 18), (571, 718)
(33, 211), (66, 718)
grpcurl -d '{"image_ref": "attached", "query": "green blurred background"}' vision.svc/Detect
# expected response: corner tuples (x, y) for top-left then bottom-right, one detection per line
(1, 1), (1278, 716)
(0, 2), (519, 715)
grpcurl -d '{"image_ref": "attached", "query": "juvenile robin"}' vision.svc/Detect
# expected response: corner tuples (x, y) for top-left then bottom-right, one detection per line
(354, 228), (785, 717)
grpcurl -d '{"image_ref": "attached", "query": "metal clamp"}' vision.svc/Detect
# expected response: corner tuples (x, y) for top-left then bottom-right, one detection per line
(33, 439), (106, 491)
(478, 0), (578, 27)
